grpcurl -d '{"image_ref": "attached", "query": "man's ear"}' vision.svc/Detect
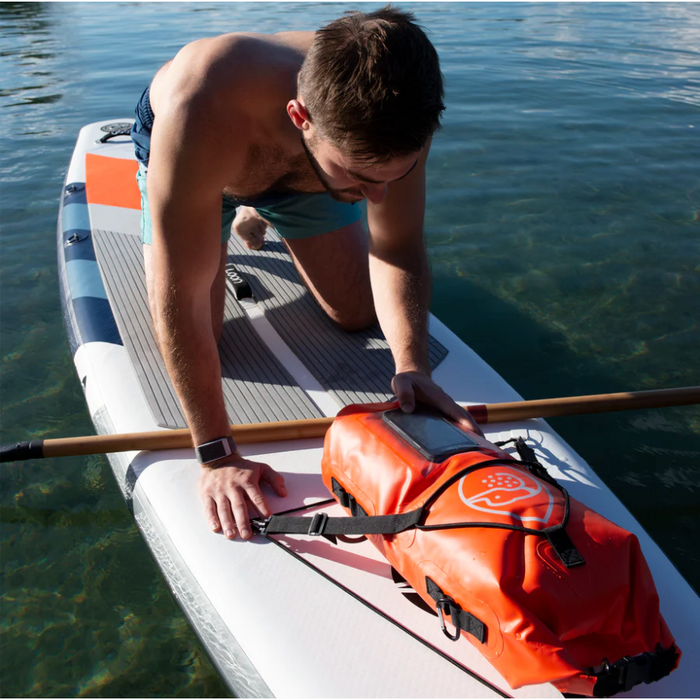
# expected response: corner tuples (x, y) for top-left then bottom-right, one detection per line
(287, 99), (311, 130)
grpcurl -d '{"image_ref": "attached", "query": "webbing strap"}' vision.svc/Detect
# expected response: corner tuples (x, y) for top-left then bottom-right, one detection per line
(426, 577), (487, 644)
(331, 478), (367, 517)
(593, 645), (680, 696)
(258, 508), (423, 537)
(546, 527), (586, 568)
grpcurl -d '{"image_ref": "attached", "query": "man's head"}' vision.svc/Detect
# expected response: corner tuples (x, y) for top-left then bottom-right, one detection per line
(294, 5), (444, 165)
(299, 131), (421, 204)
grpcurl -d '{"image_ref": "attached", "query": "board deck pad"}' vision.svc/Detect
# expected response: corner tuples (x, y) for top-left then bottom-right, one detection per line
(92, 226), (448, 428)
(92, 229), (323, 427)
(226, 230), (448, 406)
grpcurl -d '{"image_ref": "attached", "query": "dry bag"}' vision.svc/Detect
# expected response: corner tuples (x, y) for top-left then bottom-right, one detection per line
(259, 402), (680, 695)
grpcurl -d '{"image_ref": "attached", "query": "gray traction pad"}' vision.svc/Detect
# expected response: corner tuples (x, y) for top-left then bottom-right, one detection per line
(92, 227), (448, 429)
(93, 230), (322, 428)
(226, 229), (448, 407)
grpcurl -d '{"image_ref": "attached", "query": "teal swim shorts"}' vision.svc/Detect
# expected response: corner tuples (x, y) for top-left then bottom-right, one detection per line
(137, 165), (362, 245)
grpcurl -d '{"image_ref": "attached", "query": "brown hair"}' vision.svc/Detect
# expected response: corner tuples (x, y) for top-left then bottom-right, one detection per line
(298, 6), (444, 162)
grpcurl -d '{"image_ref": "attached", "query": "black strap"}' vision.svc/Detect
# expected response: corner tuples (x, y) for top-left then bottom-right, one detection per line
(257, 508), (423, 537)
(546, 526), (585, 568)
(510, 438), (585, 568)
(257, 454), (584, 569)
(332, 478), (367, 517)
(426, 577), (487, 644)
(593, 644), (680, 696)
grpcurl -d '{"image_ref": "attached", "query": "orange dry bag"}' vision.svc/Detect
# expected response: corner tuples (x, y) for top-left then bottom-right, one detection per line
(257, 402), (680, 695)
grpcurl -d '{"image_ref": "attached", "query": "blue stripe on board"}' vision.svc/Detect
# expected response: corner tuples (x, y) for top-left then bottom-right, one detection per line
(65, 259), (107, 300)
(72, 296), (122, 346)
(62, 202), (91, 233)
(63, 182), (87, 207)
(62, 230), (96, 262)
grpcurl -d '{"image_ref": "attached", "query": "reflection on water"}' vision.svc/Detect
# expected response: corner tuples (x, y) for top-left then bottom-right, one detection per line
(1, 2), (699, 697)
(0, 2), (67, 137)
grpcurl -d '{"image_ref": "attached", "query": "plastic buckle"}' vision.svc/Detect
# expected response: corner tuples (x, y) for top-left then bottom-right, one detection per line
(250, 517), (271, 536)
(436, 598), (461, 642)
(618, 653), (652, 691)
(308, 512), (328, 536)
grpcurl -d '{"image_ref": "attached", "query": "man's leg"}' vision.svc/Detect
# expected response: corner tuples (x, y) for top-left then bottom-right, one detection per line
(284, 220), (377, 332)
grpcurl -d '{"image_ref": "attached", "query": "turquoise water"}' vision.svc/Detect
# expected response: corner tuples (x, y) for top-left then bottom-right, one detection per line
(1, 2), (698, 696)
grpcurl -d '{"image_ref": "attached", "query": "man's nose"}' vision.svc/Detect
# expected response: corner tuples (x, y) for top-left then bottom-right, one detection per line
(361, 183), (388, 204)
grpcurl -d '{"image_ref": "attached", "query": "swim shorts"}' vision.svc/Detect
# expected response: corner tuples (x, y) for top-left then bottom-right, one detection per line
(132, 86), (362, 245)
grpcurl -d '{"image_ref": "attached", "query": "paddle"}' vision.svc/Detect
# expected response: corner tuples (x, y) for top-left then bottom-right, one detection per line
(1, 386), (698, 462)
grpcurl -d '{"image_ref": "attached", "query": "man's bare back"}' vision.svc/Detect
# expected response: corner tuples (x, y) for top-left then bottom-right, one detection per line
(149, 31), (325, 202)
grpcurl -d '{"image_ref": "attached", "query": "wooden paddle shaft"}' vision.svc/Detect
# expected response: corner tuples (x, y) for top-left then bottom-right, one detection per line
(2, 386), (698, 461)
(468, 385), (700, 424)
(42, 417), (333, 458)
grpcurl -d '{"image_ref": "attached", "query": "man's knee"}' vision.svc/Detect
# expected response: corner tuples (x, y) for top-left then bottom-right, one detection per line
(330, 305), (377, 332)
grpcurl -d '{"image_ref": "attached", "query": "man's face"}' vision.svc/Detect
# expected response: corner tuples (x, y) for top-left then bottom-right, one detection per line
(301, 131), (421, 205)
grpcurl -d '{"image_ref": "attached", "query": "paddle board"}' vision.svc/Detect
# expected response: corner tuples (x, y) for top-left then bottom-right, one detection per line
(57, 120), (700, 697)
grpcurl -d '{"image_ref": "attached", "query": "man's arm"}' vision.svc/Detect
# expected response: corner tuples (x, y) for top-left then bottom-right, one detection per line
(146, 45), (286, 540)
(367, 144), (481, 433)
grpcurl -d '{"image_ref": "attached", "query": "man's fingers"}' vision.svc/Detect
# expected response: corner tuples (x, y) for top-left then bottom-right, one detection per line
(392, 374), (415, 413)
(455, 408), (484, 437)
(393, 371), (485, 438)
(204, 496), (221, 533)
(243, 484), (271, 519)
(200, 460), (285, 541)
(229, 494), (252, 540)
(434, 395), (482, 436)
(215, 497), (237, 540)
(261, 464), (287, 498)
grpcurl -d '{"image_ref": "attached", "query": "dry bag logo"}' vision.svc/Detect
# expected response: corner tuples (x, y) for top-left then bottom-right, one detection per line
(458, 468), (554, 525)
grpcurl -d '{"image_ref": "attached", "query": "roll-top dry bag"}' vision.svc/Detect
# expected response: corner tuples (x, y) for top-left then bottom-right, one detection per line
(316, 402), (680, 696)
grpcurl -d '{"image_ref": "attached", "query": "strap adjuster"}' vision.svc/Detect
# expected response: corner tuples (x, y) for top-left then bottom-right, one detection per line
(308, 512), (329, 536)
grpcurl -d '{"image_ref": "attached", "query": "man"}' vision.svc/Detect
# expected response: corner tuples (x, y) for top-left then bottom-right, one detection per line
(131, 6), (479, 542)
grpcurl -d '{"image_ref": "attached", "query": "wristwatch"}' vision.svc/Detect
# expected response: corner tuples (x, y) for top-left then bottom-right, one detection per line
(195, 436), (237, 465)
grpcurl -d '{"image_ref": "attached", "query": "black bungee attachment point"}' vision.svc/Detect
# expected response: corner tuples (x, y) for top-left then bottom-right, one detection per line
(0, 440), (45, 463)
(96, 123), (134, 143)
(225, 264), (254, 301)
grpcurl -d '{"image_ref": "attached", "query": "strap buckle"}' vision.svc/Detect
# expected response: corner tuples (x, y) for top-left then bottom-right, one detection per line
(251, 517), (271, 535)
(436, 597), (461, 642)
(308, 512), (329, 536)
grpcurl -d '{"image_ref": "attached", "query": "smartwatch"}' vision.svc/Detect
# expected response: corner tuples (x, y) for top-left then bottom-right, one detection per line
(195, 436), (237, 465)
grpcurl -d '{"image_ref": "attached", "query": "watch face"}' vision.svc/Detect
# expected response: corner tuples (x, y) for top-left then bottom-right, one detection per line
(197, 438), (233, 464)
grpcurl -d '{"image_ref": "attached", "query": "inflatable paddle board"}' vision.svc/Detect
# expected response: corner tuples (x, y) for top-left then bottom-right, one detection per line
(56, 120), (700, 697)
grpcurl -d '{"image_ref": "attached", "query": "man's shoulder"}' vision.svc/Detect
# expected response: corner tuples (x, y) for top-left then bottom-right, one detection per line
(155, 31), (307, 111)
(273, 30), (315, 54)
(186, 31), (312, 81)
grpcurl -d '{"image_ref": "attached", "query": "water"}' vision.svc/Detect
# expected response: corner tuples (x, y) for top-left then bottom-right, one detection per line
(1, 2), (698, 696)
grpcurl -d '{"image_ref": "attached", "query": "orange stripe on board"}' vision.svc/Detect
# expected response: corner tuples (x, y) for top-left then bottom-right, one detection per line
(85, 154), (141, 210)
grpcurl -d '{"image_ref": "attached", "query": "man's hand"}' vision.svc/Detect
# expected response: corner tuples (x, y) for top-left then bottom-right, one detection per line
(199, 454), (287, 540)
(392, 370), (484, 436)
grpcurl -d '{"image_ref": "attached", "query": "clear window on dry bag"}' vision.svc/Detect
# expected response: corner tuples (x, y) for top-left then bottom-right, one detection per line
(381, 409), (480, 463)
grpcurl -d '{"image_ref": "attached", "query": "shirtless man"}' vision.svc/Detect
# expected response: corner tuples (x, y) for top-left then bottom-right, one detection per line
(131, 6), (479, 542)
